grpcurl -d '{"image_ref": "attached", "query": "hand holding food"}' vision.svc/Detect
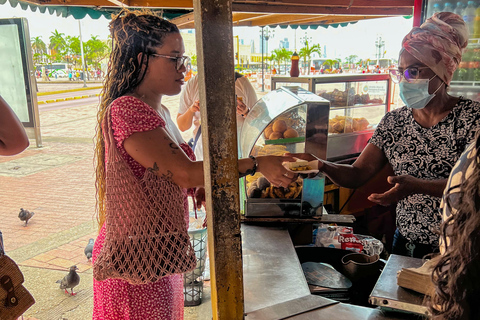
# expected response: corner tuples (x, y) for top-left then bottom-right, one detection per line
(256, 155), (298, 187)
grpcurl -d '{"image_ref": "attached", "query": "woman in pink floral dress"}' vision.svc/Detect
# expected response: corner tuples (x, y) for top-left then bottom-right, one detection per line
(93, 9), (299, 320)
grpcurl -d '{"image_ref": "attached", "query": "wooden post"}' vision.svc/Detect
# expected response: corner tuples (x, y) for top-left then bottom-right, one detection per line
(193, 0), (244, 319)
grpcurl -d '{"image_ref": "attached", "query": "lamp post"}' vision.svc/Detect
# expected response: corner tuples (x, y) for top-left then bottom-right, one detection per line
(375, 35), (385, 66)
(259, 26), (275, 92)
(300, 33), (312, 74)
(78, 20), (88, 88)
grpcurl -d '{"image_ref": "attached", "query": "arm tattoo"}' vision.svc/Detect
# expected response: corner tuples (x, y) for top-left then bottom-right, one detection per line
(147, 162), (159, 173)
(161, 170), (174, 182)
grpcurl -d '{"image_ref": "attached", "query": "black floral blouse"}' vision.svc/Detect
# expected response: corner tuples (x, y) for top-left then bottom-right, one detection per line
(369, 98), (480, 245)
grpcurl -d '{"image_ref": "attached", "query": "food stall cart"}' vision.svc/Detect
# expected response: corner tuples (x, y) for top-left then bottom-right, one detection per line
(3, 0), (421, 319)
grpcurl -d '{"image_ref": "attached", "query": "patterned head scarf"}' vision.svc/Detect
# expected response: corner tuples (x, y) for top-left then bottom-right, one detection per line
(401, 12), (468, 85)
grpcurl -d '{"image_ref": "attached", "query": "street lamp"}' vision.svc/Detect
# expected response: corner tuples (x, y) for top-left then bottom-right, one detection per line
(259, 26), (275, 92)
(375, 35), (385, 65)
(300, 33), (312, 73)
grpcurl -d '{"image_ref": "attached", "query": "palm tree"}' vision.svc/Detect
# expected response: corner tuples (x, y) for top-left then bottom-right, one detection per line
(278, 48), (292, 74)
(31, 36), (47, 65)
(49, 30), (66, 62)
(322, 59), (339, 72)
(270, 49), (282, 73)
(298, 40), (321, 74)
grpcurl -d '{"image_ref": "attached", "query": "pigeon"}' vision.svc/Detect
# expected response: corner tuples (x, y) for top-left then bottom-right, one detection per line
(56, 265), (80, 296)
(18, 208), (34, 227)
(84, 238), (94, 261)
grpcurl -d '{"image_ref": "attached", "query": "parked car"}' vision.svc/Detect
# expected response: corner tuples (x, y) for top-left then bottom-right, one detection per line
(50, 69), (68, 78)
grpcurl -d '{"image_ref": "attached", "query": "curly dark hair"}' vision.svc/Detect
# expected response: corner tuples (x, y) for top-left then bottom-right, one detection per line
(430, 132), (480, 319)
(94, 9), (179, 229)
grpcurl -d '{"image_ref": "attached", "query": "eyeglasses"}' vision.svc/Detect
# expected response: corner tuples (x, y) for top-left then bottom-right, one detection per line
(389, 66), (431, 83)
(150, 54), (190, 71)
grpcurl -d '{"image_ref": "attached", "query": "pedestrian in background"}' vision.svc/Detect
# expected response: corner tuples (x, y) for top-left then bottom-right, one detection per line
(176, 72), (257, 160)
(93, 9), (297, 319)
(0, 95), (28, 155)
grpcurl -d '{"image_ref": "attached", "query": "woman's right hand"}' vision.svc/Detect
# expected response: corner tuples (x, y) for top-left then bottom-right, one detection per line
(256, 155), (298, 187)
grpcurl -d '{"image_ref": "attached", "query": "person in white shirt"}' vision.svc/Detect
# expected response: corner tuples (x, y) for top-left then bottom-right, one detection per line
(176, 72), (258, 160)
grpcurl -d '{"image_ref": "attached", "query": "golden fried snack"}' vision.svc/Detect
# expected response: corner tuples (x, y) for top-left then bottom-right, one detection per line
(269, 132), (283, 140)
(272, 120), (288, 133)
(269, 186), (276, 198)
(284, 185), (296, 198)
(261, 188), (269, 198)
(293, 185), (303, 199)
(273, 187), (285, 198)
(283, 128), (299, 138)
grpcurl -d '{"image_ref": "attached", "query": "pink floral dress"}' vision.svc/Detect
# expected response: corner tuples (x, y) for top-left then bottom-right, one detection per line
(92, 96), (194, 320)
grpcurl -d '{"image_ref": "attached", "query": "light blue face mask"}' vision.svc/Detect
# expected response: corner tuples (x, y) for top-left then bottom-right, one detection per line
(399, 75), (443, 109)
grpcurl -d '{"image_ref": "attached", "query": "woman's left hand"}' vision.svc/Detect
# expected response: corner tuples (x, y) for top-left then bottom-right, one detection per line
(195, 187), (206, 209)
(257, 155), (298, 187)
(236, 98), (249, 117)
(368, 175), (418, 206)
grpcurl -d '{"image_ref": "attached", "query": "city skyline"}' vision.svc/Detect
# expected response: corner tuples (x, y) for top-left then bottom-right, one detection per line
(0, 3), (414, 61)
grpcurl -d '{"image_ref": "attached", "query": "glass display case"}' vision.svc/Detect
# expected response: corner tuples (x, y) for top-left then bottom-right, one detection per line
(239, 86), (330, 217)
(271, 74), (391, 161)
(449, 40), (480, 102)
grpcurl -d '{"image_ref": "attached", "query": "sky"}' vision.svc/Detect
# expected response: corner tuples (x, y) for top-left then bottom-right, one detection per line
(0, 3), (414, 61)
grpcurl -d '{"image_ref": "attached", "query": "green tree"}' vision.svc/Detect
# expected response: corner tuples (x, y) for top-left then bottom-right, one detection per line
(48, 30), (66, 62)
(298, 40), (321, 74)
(322, 59), (339, 71)
(65, 35), (81, 67)
(345, 54), (358, 65)
(191, 54), (197, 67)
(279, 48), (293, 75)
(270, 49), (282, 72)
(31, 36), (47, 65)
(84, 35), (109, 69)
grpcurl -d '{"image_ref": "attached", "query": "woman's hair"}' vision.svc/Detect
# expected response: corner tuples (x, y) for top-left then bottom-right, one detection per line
(430, 132), (480, 319)
(94, 9), (179, 229)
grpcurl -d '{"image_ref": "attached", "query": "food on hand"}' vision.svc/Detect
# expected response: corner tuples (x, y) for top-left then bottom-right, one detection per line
(283, 159), (318, 173)
(287, 159), (311, 171)
(272, 119), (288, 133)
(283, 128), (299, 138)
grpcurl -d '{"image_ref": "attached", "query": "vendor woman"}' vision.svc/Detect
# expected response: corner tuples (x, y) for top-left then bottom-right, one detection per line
(291, 12), (480, 258)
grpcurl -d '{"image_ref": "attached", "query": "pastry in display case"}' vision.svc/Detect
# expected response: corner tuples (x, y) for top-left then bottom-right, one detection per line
(271, 74), (391, 160)
(239, 86), (330, 217)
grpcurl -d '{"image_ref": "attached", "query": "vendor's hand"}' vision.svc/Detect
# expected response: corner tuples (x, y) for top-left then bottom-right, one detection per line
(195, 187), (206, 209)
(236, 98), (249, 117)
(257, 155), (298, 188)
(368, 175), (418, 206)
(189, 100), (200, 113)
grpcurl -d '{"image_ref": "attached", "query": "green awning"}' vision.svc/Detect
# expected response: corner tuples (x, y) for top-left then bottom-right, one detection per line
(0, 0), (191, 20)
(275, 22), (358, 30)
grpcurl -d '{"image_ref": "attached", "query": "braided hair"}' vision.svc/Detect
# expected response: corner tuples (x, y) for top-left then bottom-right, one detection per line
(430, 132), (480, 319)
(94, 9), (179, 229)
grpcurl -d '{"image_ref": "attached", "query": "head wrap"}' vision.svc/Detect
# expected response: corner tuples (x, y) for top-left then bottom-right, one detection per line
(401, 12), (468, 85)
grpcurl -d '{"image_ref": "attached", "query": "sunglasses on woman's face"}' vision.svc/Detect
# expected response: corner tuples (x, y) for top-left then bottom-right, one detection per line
(389, 66), (431, 83)
(149, 54), (190, 71)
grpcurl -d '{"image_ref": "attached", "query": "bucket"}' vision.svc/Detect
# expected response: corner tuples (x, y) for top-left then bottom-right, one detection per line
(183, 228), (208, 307)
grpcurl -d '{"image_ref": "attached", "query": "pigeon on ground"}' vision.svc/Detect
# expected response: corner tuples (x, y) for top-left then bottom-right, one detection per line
(84, 238), (94, 261)
(18, 208), (34, 227)
(56, 265), (80, 296)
